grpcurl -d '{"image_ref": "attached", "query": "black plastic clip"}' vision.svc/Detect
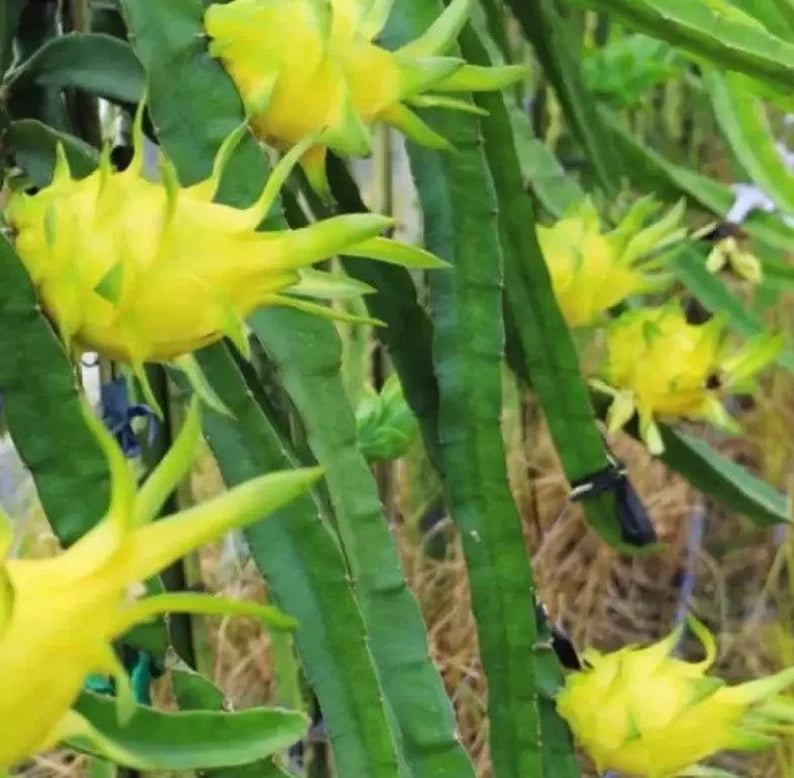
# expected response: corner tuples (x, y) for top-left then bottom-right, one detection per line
(569, 446), (657, 548)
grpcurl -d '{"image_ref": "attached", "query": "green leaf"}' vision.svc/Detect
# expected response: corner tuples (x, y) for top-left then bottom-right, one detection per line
(214, 763), (292, 778)
(0, 235), (110, 545)
(670, 246), (794, 373)
(505, 100), (585, 218)
(769, 0), (794, 33)
(522, 140), (585, 217)
(69, 691), (307, 770)
(583, 34), (681, 108)
(270, 630), (304, 713)
(88, 757), (117, 778)
(738, 0), (794, 35)
(602, 107), (794, 253)
(171, 662), (227, 712)
(568, 0), (794, 91)
(7, 119), (99, 186)
(659, 428), (788, 526)
(507, 0), (622, 194)
(704, 69), (794, 216)
(590, 392), (788, 526)
(171, 657), (295, 776)
(384, 5), (554, 778)
(327, 125), (575, 777)
(762, 253), (794, 290)
(4, 32), (145, 106)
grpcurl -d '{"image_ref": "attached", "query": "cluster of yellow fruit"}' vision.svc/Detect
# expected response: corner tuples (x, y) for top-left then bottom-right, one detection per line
(0, 0), (525, 770)
(1, 0), (790, 775)
(539, 186), (786, 775)
(4, 0), (523, 411)
(538, 197), (782, 453)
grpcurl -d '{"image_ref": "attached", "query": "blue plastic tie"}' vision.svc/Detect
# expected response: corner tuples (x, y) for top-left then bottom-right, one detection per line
(100, 376), (159, 457)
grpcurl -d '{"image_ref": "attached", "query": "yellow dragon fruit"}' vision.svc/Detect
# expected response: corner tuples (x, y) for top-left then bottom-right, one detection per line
(537, 196), (684, 328)
(3, 102), (444, 410)
(557, 615), (794, 778)
(204, 0), (525, 198)
(594, 303), (783, 454)
(0, 397), (321, 770)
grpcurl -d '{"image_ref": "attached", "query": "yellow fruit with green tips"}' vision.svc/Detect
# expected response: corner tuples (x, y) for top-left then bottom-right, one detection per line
(3, 103), (445, 409)
(558, 615), (794, 777)
(0, 398), (320, 770)
(537, 197), (684, 328)
(204, 0), (525, 198)
(595, 303), (783, 454)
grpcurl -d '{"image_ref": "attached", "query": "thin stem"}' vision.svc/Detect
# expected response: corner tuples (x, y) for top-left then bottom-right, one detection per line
(141, 364), (197, 669)
(167, 381), (215, 679)
(674, 499), (707, 634)
(63, 0), (102, 147)
(371, 124), (393, 515)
